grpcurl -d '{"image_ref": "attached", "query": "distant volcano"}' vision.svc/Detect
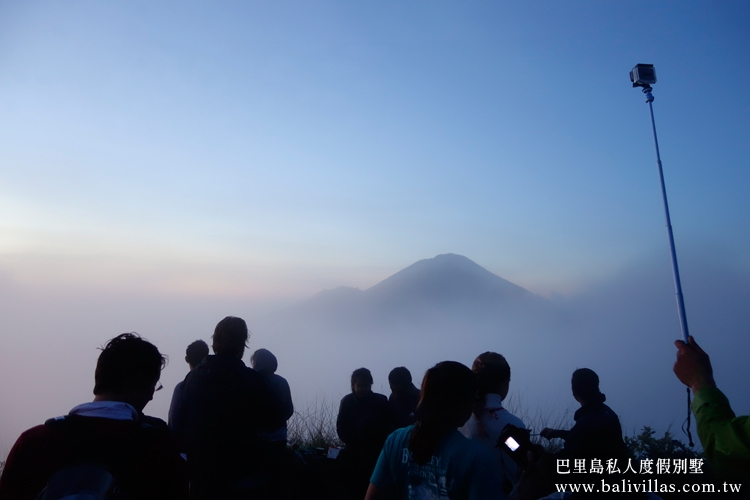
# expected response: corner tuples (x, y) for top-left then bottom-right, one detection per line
(263, 254), (547, 333)
(366, 253), (532, 305)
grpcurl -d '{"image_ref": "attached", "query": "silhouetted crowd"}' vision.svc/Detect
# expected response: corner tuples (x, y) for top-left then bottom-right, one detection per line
(0, 316), (747, 500)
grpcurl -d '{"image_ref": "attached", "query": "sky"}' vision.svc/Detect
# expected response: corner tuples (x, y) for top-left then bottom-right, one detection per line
(1, 0), (749, 454)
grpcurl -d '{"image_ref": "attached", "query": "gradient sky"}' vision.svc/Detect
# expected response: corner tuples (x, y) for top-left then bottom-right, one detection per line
(1, 0), (749, 451)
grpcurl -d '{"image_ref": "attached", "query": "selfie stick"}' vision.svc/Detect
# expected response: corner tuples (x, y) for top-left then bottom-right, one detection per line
(631, 64), (690, 344)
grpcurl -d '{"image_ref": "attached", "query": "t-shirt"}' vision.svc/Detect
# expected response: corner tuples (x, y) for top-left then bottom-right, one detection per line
(370, 425), (504, 500)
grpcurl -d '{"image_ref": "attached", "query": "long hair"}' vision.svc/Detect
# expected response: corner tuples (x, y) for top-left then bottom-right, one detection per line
(471, 352), (511, 437)
(408, 361), (476, 464)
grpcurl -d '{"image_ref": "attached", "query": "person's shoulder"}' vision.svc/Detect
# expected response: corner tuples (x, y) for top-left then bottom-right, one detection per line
(245, 365), (265, 381)
(373, 392), (389, 404)
(139, 414), (170, 432)
(499, 409), (526, 429)
(384, 424), (413, 447)
(11, 421), (55, 449)
(599, 403), (622, 423)
(339, 393), (355, 406)
(458, 414), (479, 439)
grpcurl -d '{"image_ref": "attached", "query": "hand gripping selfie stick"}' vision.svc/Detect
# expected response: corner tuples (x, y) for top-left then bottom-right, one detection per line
(631, 64), (694, 445)
(631, 64), (690, 344)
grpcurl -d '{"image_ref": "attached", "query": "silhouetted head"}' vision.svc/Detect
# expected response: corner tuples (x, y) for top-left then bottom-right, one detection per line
(415, 361), (476, 428)
(571, 368), (603, 404)
(409, 361), (477, 463)
(185, 340), (209, 369)
(472, 351), (511, 400)
(388, 366), (413, 393)
(351, 367), (373, 397)
(212, 316), (248, 358)
(251, 348), (278, 374)
(93, 333), (167, 412)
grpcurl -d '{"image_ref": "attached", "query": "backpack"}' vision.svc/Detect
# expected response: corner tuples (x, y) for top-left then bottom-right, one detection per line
(36, 463), (117, 500)
(35, 415), (163, 500)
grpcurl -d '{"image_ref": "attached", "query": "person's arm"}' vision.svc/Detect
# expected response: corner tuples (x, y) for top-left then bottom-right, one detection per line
(0, 426), (50, 500)
(691, 387), (750, 475)
(336, 396), (354, 445)
(279, 377), (294, 422)
(673, 335), (716, 394)
(540, 428), (569, 441)
(364, 483), (388, 500)
(675, 336), (750, 476)
(366, 432), (397, 499)
(167, 381), (183, 433)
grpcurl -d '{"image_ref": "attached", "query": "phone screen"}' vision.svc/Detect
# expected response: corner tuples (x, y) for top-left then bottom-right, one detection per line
(505, 436), (521, 452)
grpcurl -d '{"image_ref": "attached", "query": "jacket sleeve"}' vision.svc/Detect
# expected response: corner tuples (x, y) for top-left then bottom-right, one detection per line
(692, 387), (750, 477)
(278, 377), (294, 422)
(0, 426), (49, 500)
(337, 396), (355, 445)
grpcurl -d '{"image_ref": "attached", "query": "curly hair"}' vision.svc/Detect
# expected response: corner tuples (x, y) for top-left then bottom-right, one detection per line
(94, 333), (167, 395)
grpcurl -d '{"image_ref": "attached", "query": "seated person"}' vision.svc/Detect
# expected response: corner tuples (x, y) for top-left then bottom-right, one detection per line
(387, 366), (420, 429)
(460, 352), (525, 493)
(0, 333), (187, 500)
(541, 368), (628, 461)
(366, 361), (504, 500)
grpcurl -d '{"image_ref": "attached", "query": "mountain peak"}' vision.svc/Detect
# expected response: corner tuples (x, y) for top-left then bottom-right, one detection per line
(366, 254), (529, 303)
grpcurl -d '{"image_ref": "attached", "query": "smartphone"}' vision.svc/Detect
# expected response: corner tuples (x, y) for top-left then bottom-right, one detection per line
(497, 424), (534, 469)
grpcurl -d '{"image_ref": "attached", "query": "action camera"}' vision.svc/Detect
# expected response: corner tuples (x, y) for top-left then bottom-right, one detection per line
(630, 64), (657, 88)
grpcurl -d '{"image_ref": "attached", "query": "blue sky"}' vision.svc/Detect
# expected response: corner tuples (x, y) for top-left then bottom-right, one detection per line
(1, 1), (749, 447)
(2, 0), (748, 299)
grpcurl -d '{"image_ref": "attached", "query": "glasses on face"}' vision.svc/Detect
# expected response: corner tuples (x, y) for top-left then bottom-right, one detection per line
(154, 382), (163, 392)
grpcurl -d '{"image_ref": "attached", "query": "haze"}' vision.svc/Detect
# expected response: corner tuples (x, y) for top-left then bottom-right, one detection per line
(1, 1), (749, 458)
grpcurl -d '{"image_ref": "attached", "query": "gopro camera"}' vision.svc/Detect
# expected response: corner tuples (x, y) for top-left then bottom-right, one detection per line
(630, 64), (657, 88)
(497, 424), (535, 469)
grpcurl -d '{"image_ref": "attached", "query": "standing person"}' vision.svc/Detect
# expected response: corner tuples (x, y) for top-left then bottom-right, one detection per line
(388, 366), (420, 429)
(0, 333), (188, 500)
(366, 361), (504, 500)
(674, 335), (750, 480)
(540, 368), (628, 461)
(168, 339), (209, 434)
(337, 367), (392, 500)
(250, 348), (294, 448)
(460, 352), (525, 495)
(250, 348), (294, 500)
(176, 316), (278, 500)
